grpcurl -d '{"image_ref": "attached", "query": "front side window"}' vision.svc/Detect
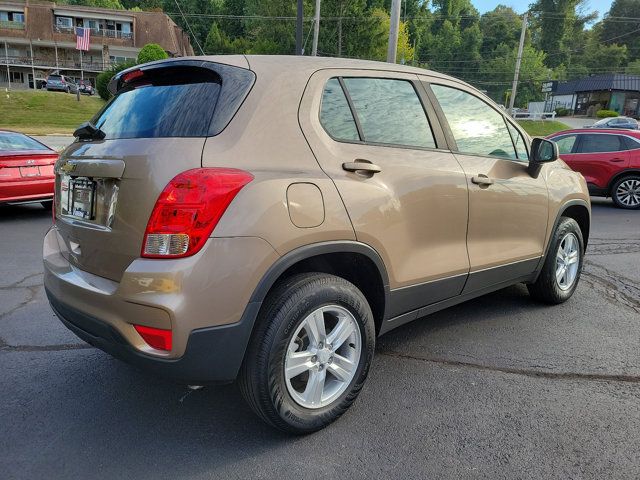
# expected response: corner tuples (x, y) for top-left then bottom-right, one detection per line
(577, 134), (624, 153)
(342, 77), (436, 149)
(506, 122), (528, 160)
(319, 78), (359, 142)
(553, 135), (577, 154)
(431, 84), (517, 159)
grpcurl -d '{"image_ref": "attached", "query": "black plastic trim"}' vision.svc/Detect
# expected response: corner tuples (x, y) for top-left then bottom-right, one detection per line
(47, 288), (259, 384)
(463, 257), (540, 294)
(387, 273), (466, 318)
(248, 240), (390, 309)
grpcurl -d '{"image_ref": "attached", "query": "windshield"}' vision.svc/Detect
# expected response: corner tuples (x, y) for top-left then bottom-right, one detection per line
(0, 132), (51, 151)
(93, 67), (221, 139)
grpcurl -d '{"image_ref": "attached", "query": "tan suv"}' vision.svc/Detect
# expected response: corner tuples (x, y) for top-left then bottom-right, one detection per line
(44, 56), (590, 433)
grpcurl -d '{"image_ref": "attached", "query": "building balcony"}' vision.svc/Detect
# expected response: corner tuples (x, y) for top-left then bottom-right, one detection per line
(0, 20), (25, 30)
(0, 55), (111, 73)
(54, 25), (133, 41)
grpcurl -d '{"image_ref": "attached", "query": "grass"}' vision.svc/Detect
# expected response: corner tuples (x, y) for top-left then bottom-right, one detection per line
(517, 120), (571, 137)
(0, 89), (105, 135)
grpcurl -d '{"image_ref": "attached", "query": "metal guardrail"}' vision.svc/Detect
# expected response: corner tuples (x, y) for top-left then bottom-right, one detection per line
(0, 20), (25, 30)
(512, 111), (557, 121)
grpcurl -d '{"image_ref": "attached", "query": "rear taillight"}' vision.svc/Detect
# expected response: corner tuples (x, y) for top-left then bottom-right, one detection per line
(133, 324), (172, 351)
(141, 168), (253, 258)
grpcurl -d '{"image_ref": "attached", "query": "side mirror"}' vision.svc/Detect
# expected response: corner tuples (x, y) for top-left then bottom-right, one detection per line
(528, 138), (558, 177)
(531, 138), (559, 163)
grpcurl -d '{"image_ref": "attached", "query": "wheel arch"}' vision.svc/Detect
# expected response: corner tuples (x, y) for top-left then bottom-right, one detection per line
(248, 241), (390, 335)
(607, 169), (640, 195)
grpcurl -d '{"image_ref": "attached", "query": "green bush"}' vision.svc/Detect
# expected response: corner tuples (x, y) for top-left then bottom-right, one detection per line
(96, 61), (136, 101)
(137, 43), (168, 64)
(555, 107), (570, 117)
(596, 109), (619, 118)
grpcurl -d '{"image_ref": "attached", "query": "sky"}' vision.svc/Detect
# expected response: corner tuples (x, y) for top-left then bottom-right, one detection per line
(472, 0), (614, 19)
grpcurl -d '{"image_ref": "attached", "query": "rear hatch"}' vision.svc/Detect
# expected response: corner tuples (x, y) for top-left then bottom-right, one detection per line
(0, 133), (57, 195)
(54, 59), (255, 282)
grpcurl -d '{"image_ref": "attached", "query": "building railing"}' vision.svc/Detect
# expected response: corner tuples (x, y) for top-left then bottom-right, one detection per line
(0, 55), (112, 72)
(54, 25), (133, 40)
(0, 20), (25, 30)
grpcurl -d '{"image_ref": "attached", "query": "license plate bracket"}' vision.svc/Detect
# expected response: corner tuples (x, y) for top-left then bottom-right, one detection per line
(69, 177), (96, 220)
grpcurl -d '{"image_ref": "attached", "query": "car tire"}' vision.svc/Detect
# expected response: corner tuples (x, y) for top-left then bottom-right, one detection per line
(41, 201), (53, 210)
(239, 272), (375, 434)
(527, 217), (584, 304)
(611, 175), (640, 210)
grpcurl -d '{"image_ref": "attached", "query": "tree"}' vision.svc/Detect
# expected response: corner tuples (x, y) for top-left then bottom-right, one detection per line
(626, 59), (640, 75)
(96, 60), (136, 100)
(479, 5), (523, 58)
(137, 43), (169, 64)
(601, 0), (640, 61)
(479, 44), (548, 106)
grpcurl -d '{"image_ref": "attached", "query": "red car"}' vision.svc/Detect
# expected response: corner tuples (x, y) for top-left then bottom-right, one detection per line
(0, 130), (58, 209)
(547, 128), (640, 209)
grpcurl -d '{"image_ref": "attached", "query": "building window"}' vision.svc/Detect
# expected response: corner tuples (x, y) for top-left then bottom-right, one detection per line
(56, 16), (73, 29)
(10, 71), (24, 83)
(0, 11), (25, 24)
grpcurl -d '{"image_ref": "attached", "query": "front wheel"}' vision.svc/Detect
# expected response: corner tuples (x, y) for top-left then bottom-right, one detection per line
(239, 273), (375, 434)
(528, 217), (584, 304)
(611, 175), (640, 209)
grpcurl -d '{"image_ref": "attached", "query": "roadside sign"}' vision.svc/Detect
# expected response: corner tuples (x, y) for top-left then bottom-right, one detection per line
(541, 81), (557, 93)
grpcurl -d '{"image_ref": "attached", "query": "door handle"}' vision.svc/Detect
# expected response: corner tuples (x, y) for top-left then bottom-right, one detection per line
(471, 174), (494, 186)
(610, 158), (624, 163)
(342, 160), (382, 174)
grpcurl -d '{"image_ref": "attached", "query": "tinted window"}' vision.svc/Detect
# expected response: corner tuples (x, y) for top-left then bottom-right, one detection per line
(93, 67), (221, 139)
(319, 78), (359, 141)
(506, 122), (528, 160)
(578, 134), (624, 153)
(553, 135), (577, 154)
(342, 78), (436, 148)
(0, 132), (50, 151)
(623, 136), (640, 150)
(431, 84), (516, 159)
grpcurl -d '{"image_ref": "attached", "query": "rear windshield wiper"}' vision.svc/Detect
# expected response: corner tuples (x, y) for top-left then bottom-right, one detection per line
(74, 122), (106, 141)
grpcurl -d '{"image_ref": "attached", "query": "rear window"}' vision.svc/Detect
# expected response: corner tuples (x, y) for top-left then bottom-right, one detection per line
(0, 132), (50, 151)
(48, 75), (61, 81)
(93, 67), (222, 140)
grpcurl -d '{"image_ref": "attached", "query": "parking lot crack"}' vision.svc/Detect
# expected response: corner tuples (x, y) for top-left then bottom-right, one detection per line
(582, 260), (640, 314)
(0, 343), (93, 352)
(378, 350), (640, 384)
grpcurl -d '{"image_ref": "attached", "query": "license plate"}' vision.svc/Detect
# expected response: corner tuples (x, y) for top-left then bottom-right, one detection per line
(20, 166), (40, 177)
(69, 177), (96, 220)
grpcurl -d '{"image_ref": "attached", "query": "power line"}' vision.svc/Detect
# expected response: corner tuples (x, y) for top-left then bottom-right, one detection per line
(173, 0), (205, 55)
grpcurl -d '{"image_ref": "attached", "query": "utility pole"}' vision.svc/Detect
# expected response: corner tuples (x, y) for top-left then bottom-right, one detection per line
(295, 0), (303, 55)
(508, 12), (528, 115)
(4, 41), (10, 91)
(387, 0), (401, 63)
(29, 40), (36, 90)
(311, 0), (321, 56)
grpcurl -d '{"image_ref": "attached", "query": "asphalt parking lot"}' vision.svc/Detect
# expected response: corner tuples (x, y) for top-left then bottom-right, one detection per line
(1, 199), (639, 479)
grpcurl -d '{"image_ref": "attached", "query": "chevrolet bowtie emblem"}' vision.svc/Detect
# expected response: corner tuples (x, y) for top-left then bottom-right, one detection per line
(60, 162), (77, 174)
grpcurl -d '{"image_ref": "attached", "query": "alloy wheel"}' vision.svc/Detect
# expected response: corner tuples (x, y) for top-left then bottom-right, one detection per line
(284, 305), (362, 409)
(555, 232), (580, 291)
(615, 179), (640, 207)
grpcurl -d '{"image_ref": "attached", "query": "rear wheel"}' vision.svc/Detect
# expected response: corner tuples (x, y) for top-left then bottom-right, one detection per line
(527, 217), (584, 304)
(239, 273), (375, 434)
(611, 175), (640, 209)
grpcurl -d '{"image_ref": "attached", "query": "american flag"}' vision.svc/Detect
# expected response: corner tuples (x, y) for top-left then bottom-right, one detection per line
(75, 27), (90, 51)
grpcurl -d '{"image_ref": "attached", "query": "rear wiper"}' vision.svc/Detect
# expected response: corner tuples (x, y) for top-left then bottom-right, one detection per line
(74, 121), (106, 141)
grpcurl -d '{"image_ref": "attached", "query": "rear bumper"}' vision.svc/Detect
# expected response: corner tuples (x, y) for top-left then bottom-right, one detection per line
(48, 289), (259, 384)
(43, 227), (278, 383)
(0, 179), (54, 203)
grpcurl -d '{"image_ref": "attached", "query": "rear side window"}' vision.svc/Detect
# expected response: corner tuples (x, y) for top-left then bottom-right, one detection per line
(623, 136), (640, 150)
(94, 67), (220, 139)
(319, 78), (359, 141)
(0, 132), (50, 151)
(553, 135), (577, 154)
(577, 134), (624, 153)
(341, 78), (436, 148)
(431, 84), (517, 159)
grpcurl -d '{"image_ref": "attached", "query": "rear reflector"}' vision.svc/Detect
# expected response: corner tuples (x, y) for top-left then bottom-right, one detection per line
(133, 324), (172, 351)
(122, 69), (144, 83)
(141, 168), (253, 258)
